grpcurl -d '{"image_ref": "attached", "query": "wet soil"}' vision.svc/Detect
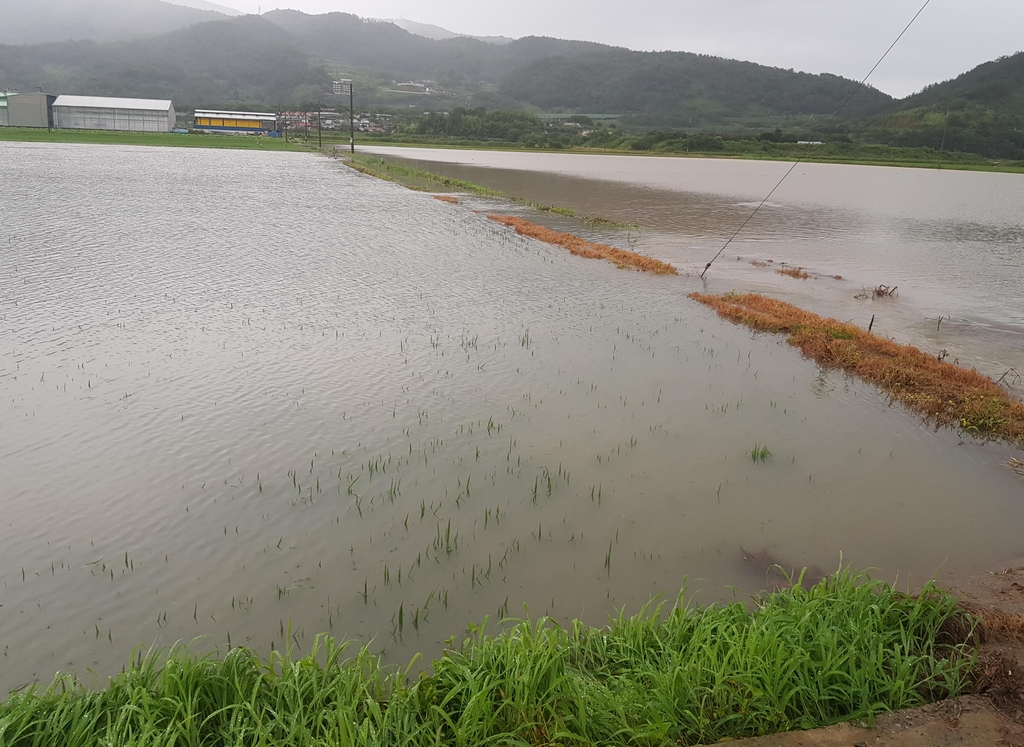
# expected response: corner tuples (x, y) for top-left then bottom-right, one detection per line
(712, 696), (1020, 746)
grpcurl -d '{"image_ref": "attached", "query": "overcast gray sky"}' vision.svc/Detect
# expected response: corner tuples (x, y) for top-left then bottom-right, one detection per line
(221, 0), (1024, 98)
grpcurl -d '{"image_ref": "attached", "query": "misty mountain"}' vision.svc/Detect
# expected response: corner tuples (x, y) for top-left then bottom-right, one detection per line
(2, 0), (228, 45)
(499, 50), (891, 122)
(0, 10), (895, 119)
(7, 8), (1018, 134)
(163, 0), (243, 16)
(387, 19), (513, 46)
(0, 15), (328, 107)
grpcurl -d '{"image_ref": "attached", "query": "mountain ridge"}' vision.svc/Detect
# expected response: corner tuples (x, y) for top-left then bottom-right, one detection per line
(163, 0), (243, 16)
(0, 5), (1020, 155)
(386, 19), (513, 46)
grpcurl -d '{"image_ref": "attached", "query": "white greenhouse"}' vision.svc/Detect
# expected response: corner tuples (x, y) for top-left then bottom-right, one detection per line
(52, 95), (175, 132)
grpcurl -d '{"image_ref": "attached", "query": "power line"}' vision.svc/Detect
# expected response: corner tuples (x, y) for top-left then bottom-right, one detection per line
(700, 0), (934, 279)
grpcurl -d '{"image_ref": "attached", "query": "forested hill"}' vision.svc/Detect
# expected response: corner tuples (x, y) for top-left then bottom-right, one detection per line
(261, 11), (895, 120)
(854, 52), (1024, 159)
(0, 16), (327, 107)
(902, 51), (1024, 112)
(0, 11), (894, 122)
(500, 51), (880, 122)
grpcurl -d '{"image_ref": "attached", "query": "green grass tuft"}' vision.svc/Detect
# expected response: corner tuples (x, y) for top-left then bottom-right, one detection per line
(0, 570), (975, 746)
(0, 128), (310, 151)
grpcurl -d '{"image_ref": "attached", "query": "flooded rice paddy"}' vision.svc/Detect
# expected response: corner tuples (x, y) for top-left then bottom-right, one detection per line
(1, 141), (1023, 693)
(363, 147), (1024, 383)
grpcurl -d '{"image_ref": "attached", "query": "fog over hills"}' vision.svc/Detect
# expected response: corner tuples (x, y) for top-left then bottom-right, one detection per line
(1, 1), (1021, 155)
(2, 0), (228, 44)
(0, 9), (897, 123)
(386, 19), (513, 46)
(163, 0), (242, 16)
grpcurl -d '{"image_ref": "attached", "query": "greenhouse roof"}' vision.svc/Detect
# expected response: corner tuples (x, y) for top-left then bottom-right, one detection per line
(52, 95), (173, 111)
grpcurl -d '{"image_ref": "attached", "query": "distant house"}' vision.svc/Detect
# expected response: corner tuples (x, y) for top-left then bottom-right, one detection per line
(52, 96), (175, 132)
(388, 82), (432, 94)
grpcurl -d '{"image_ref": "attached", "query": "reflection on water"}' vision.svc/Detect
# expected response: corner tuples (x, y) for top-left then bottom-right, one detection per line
(364, 147), (1024, 381)
(1, 142), (1022, 693)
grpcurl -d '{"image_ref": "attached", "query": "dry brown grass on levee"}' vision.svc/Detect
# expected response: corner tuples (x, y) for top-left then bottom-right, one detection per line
(433, 194), (460, 204)
(690, 292), (1024, 444)
(487, 214), (677, 275)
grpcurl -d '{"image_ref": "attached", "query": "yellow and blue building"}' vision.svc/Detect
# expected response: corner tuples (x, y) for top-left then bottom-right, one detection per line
(193, 109), (279, 135)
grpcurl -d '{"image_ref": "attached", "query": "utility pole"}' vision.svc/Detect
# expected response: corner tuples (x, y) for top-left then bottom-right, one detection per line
(338, 79), (355, 154)
(317, 101), (322, 149)
(937, 108), (950, 169)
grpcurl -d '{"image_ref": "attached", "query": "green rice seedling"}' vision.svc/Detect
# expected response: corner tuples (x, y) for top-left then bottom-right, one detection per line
(750, 444), (772, 463)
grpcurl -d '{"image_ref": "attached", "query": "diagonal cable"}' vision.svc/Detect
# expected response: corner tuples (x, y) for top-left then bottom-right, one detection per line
(700, 0), (933, 279)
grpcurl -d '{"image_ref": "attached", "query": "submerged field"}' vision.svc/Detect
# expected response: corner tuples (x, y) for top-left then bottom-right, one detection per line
(4, 128), (1023, 173)
(691, 293), (1024, 444)
(356, 146), (1024, 384)
(352, 137), (1024, 174)
(2, 141), (1024, 745)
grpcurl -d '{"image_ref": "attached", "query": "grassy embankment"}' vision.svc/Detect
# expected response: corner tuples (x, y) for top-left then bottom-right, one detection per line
(0, 128), (310, 152)
(486, 214), (676, 275)
(347, 153), (634, 229)
(351, 156), (665, 273)
(0, 572), (980, 746)
(691, 292), (1024, 444)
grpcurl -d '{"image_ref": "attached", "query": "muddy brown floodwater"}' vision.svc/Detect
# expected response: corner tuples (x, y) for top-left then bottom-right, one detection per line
(1, 141), (1022, 694)
(363, 147), (1024, 385)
